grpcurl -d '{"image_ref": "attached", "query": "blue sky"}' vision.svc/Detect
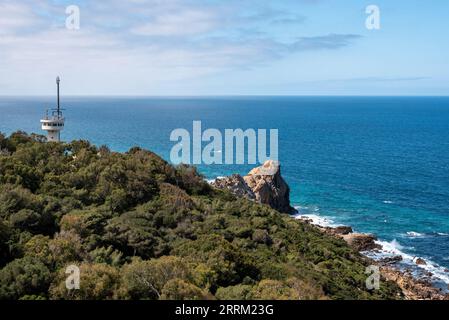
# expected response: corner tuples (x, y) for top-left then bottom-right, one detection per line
(0, 0), (448, 95)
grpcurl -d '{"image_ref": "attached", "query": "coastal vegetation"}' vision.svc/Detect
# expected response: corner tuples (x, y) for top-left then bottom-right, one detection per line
(0, 131), (401, 300)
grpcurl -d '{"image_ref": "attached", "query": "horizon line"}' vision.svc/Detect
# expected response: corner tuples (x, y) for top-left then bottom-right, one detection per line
(1, 94), (449, 98)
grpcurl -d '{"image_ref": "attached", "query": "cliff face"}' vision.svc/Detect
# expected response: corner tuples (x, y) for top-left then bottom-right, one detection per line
(212, 160), (295, 214)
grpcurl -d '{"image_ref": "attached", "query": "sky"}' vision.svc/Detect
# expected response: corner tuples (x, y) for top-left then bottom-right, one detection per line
(0, 0), (448, 96)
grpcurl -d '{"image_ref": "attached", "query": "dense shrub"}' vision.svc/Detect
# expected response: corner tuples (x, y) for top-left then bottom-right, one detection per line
(50, 263), (121, 300)
(0, 256), (51, 300)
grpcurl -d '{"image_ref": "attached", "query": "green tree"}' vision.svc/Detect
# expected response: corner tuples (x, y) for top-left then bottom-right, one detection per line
(0, 219), (12, 266)
(173, 235), (260, 289)
(215, 284), (253, 300)
(50, 263), (120, 300)
(161, 279), (210, 300)
(104, 211), (158, 259)
(24, 235), (52, 265)
(120, 256), (193, 300)
(48, 231), (84, 267)
(9, 209), (41, 232)
(0, 257), (51, 300)
(250, 280), (300, 300)
(88, 246), (123, 267)
(0, 185), (42, 219)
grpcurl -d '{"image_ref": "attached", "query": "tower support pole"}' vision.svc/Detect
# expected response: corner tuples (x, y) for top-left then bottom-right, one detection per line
(57, 77), (60, 116)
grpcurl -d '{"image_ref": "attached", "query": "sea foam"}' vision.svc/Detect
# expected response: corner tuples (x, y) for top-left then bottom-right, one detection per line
(293, 205), (338, 228)
(406, 231), (424, 238)
(294, 209), (449, 288)
(366, 239), (449, 288)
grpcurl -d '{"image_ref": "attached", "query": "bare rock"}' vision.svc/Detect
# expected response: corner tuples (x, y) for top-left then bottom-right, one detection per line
(211, 161), (295, 213)
(342, 233), (381, 251)
(381, 266), (449, 300)
(415, 258), (427, 266)
(211, 174), (256, 200)
(325, 226), (353, 235)
(379, 255), (403, 265)
(243, 160), (295, 213)
(334, 226), (353, 235)
(423, 271), (433, 277)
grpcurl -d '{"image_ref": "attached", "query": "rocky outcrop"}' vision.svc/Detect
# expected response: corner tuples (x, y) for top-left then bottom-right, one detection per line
(381, 267), (448, 300)
(211, 161), (295, 213)
(243, 161), (295, 214)
(379, 255), (403, 265)
(333, 226), (353, 235)
(323, 226), (353, 236)
(341, 233), (381, 251)
(212, 174), (256, 200)
(296, 216), (381, 251)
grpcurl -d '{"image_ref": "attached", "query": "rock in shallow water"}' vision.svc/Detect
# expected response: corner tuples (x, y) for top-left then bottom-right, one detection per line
(415, 258), (427, 266)
(379, 255), (403, 265)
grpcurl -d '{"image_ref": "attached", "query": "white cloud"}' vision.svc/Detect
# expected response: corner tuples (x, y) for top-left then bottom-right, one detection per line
(0, 0), (365, 95)
(130, 9), (218, 36)
(0, 2), (40, 34)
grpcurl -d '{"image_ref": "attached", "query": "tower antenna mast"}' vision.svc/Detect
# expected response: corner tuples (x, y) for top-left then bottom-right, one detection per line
(56, 76), (61, 116)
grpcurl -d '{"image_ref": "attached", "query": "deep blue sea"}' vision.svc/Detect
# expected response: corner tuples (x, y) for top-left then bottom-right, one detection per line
(1, 96), (449, 286)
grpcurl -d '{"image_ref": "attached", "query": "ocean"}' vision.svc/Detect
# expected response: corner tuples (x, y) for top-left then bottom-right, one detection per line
(1, 96), (449, 288)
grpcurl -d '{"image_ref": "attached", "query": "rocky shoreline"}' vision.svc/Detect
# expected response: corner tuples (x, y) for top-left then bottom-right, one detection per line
(297, 216), (449, 300)
(211, 160), (449, 300)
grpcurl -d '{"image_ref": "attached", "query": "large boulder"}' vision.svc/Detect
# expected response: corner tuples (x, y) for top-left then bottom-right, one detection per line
(378, 255), (403, 265)
(341, 233), (381, 251)
(211, 161), (295, 214)
(415, 258), (427, 266)
(324, 226), (353, 236)
(243, 161), (295, 214)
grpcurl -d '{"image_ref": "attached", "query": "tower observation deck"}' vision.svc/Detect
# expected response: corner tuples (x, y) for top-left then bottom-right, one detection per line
(41, 77), (65, 142)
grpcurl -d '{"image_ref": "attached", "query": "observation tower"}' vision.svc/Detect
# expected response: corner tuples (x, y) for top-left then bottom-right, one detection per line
(41, 77), (65, 142)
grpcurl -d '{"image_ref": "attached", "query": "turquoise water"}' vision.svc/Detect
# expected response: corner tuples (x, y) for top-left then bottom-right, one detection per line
(1, 96), (449, 282)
